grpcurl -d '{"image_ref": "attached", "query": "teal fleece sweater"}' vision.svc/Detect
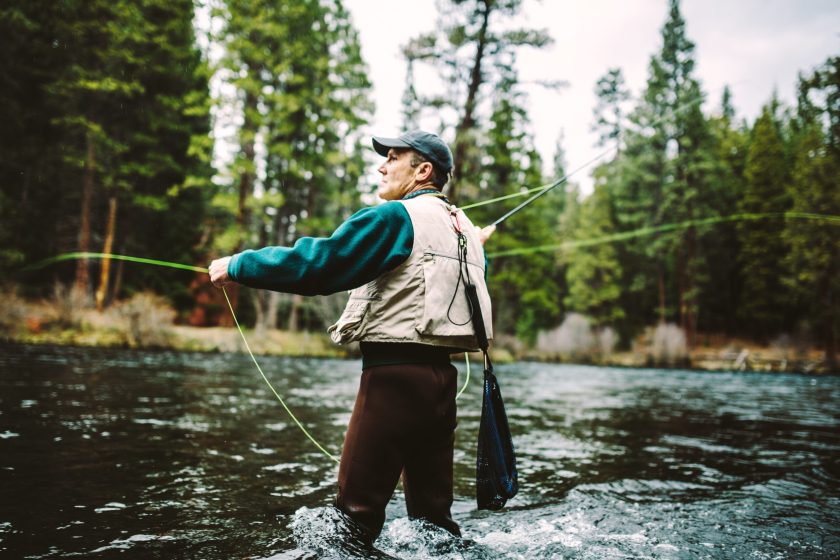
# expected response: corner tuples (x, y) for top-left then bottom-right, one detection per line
(228, 201), (413, 296)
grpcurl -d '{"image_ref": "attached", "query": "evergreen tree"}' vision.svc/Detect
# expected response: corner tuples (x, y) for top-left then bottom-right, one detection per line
(473, 65), (560, 342)
(111, 0), (213, 308)
(785, 57), (840, 367)
(736, 100), (792, 339)
(1, 0), (212, 308)
(698, 86), (748, 335)
(401, 0), (552, 202)
(592, 67), (631, 152)
(216, 0), (371, 330)
(0, 0), (70, 278)
(610, 0), (717, 345)
(564, 183), (625, 328)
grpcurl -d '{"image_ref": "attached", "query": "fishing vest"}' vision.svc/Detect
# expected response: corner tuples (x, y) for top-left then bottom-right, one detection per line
(328, 195), (493, 351)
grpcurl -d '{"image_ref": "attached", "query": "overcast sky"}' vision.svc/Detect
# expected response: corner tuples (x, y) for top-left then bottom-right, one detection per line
(343, 0), (840, 195)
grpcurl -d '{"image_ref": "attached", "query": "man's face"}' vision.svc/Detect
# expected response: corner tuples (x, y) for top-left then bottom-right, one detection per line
(377, 149), (419, 201)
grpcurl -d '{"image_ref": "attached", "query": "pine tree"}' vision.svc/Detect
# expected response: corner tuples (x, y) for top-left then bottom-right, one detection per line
(785, 57), (840, 367)
(736, 100), (792, 339)
(0, 0), (71, 278)
(473, 65), (561, 342)
(216, 0), (371, 330)
(110, 0), (213, 308)
(610, 0), (717, 345)
(592, 67), (631, 152)
(698, 86), (748, 335)
(1, 0), (212, 307)
(564, 183), (625, 328)
(401, 0), (552, 203)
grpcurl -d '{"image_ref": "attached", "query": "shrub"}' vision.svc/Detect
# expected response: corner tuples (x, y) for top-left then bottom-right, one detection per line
(651, 323), (688, 366)
(536, 313), (595, 360)
(116, 291), (176, 347)
(1, 286), (28, 334)
(50, 282), (89, 329)
(596, 326), (618, 356)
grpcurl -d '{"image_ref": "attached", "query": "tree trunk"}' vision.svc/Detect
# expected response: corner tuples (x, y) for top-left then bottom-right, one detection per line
(681, 229), (696, 349)
(75, 129), (95, 298)
(253, 289), (267, 336)
(266, 211), (290, 331)
(677, 253), (693, 349)
(221, 90), (258, 328)
(112, 258), (125, 305)
(267, 291), (282, 330)
(287, 293), (303, 332)
(823, 276), (837, 370)
(450, 0), (491, 203)
(657, 262), (666, 324)
(237, 89), (257, 242)
(96, 196), (118, 311)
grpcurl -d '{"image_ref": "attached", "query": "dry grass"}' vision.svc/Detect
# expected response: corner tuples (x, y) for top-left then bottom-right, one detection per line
(3, 287), (830, 371)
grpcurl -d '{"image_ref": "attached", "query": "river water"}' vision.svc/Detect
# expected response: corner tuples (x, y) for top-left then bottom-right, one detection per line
(0, 343), (838, 559)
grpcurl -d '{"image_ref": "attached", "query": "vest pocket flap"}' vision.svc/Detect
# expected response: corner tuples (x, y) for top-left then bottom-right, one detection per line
(416, 252), (492, 338)
(328, 299), (370, 344)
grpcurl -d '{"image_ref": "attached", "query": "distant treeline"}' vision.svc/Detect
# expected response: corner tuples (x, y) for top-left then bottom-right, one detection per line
(1, 0), (837, 363)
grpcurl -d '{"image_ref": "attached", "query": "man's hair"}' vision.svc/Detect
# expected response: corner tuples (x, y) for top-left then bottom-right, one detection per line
(408, 150), (449, 189)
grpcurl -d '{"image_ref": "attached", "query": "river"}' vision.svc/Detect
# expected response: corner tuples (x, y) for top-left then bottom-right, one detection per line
(1, 343), (838, 559)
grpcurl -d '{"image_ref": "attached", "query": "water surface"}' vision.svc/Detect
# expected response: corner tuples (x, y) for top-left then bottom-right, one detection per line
(1, 343), (838, 558)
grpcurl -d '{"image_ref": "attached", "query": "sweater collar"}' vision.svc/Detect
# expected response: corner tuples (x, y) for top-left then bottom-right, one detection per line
(402, 188), (449, 203)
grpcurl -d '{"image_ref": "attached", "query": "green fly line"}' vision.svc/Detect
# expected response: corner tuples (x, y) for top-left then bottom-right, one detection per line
(486, 211), (840, 258)
(24, 252), (343, 463)
(219, 286), (340, 464)
(23, 251), (475, 464)
(23, 209), (839, 462)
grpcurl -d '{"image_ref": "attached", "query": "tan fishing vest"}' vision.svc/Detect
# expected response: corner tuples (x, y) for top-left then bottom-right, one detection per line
(328, 195), (493, 351)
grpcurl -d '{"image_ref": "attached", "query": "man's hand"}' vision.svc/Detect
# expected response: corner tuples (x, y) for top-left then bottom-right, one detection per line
(478, 224), (496, 245)
(209, 256), (233, 288)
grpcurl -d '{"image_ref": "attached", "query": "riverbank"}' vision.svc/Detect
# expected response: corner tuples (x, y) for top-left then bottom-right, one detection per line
(3, 293), (833, 373)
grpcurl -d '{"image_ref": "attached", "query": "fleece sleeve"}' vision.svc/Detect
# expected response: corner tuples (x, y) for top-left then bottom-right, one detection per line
(227, 202), (413, 296)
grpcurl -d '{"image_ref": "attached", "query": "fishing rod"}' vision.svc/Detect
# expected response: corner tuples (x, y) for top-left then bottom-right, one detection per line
(486, 95), (705, 227)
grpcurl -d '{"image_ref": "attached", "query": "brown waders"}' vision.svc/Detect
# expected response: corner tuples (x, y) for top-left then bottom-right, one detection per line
(335, 360), (460, 542)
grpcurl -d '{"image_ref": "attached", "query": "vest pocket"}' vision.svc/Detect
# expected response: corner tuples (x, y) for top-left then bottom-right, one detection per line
(416, 251), (490, 338)
(328, 298), (370, 344)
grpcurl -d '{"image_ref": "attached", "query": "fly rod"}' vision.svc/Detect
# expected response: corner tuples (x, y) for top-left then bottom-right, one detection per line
(490, 95), (705, 227)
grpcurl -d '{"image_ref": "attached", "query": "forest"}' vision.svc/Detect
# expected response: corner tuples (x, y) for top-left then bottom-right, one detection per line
(1, 0), (838, 370)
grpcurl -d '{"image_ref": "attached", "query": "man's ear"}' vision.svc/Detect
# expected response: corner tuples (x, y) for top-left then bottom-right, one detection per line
(415, 161), (433, 182)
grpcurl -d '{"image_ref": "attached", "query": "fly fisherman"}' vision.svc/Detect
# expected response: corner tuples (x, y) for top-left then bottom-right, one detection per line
(209, 130), (495, 543)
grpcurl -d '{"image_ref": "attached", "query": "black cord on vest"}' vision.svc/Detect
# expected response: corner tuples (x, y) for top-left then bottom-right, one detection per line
(446, 230), (475, 327)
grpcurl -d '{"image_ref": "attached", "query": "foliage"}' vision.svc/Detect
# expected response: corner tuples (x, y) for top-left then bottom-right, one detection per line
(737, 101), (792, 338)
(401, 0), (553, 203)
(564, 183), (624, 328)
(2, 0), (839, 361)
(0, 0), (213, 307)
(784, 56), (840, 365)
(470, 66), (562, 341)
(214, 0), (372, 330)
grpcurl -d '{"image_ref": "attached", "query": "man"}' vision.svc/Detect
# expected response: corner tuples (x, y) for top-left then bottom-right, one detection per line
(209, 130), (494, 543)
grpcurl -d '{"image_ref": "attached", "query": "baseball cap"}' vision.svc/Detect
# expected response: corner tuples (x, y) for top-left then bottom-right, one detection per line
(372, 130), (454, 174)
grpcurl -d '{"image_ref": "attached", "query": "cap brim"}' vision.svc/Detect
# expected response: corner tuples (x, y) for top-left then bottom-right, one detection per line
(372, 136), (412, 157)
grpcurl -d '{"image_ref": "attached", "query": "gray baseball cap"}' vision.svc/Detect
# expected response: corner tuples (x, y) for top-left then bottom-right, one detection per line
(372, 130), (454, 173)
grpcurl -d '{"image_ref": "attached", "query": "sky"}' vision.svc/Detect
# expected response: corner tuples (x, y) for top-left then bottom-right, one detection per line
(343, 0), (840, 195)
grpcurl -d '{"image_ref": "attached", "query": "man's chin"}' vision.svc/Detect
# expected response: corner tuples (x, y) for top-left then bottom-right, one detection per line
(377, 188), (396, 201)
